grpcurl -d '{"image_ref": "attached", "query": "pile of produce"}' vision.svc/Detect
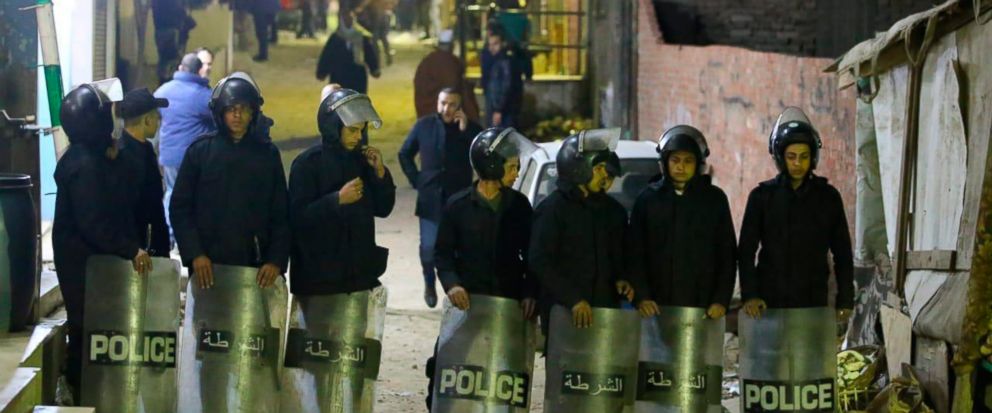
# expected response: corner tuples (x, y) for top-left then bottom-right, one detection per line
(526, 116), (595, 142)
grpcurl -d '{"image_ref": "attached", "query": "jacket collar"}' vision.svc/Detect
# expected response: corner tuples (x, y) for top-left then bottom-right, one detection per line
(172, 71), (209, 87)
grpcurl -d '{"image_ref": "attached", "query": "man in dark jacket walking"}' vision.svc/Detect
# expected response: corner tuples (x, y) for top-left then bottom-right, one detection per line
(530, 128), (635, 331)
(739, 107), (854, 323)
(424, 127), (539, 409)
(251, 0), (281, 61)
(169, 72), (290, 290)
(316, 11), (381, 94)
(117, 88), (171, 257)
(53, 84), (153, 399)
(398, 88), (483, 307)
(627, 125), (736, 319)
(288, 88), (395, 296)
(482, 27), (527, 128)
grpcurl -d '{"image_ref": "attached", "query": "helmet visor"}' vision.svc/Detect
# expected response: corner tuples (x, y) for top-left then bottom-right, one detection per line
(577, 127), (621, 154)
(772, 107), (813, 135)
(490, 128), (539, 164)
(330, 93), (383, 129)
(88, 78), (124, 103)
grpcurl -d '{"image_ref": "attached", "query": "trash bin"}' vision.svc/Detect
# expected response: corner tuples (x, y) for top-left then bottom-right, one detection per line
(0, 173), (38, 332)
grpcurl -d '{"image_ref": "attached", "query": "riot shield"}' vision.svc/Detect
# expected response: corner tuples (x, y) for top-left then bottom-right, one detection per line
(635, 306), (724, 413)
(280, 287), (387, 413)
(431, 295), (538, 413)
(545, 305), (641, 413)
(738, 307), (837, 413)
(81, 255), (181, 413)
(178, 264), (288, 413)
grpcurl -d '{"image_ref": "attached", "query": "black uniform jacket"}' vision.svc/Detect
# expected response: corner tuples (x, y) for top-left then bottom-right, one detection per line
(434, 185), (536, 300)
(288, 138), (396, 296)
(169, 130), (291, 271)
(530, 188), (629, 310)
(738, 174), (854, 309)
(118, 132), (170, 256)
(626, 175), (737, 308)
(53, 143), (141, 283)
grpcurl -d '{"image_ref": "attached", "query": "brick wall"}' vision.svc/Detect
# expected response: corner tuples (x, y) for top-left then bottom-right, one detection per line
(636, 0), (858, 230)
(651, 0), (937, 56)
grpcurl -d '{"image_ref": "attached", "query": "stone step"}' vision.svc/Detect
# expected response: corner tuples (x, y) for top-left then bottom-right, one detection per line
(0, 368), (41, 413)
(33, 407), (95, 413)
(20, 321), (65, 406)
(38, 271), (62, 319)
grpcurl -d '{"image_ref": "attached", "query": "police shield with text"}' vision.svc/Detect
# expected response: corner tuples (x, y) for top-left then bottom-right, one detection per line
(172, 72), (290, 413)
(281, 88), (394, 413)
(737, 107), (853, 412)
(53, 80), (155, 403)
(530, 128), (641, 412)
(627, 125), (735, 413)
(82, 256), (181, 412)
(427, 127), (540, 412)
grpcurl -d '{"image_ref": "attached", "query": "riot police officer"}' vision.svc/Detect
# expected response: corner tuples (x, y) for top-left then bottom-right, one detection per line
(53, 83), (152, 400)
(288, 88), (395, 296)
(169, 71), (290, 288)
(627, 125), (736, 318)
(425, 127), (539, 408)
(530, 128), (635, 330)
(738, 107), (854, 321)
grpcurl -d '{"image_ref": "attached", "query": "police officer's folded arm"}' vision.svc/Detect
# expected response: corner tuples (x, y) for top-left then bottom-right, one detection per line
(263, 151), (291, 272)
(737, 188), (764, 303)
(519, 204), (539, 301)
(70, 167), (140, 260)
(168, 146), (205, 265)
(710, 191), (738, 308)
(288, 155), (345, 228)
(529, 205), (583, 307)
(828, 187), (855, 309)
(366, 166), (396, 218)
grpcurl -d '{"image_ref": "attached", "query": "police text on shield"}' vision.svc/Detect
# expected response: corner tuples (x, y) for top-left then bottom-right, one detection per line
(88, 331), (177, 367)
(742, 379), (834, 412)
(436, 364), (529, 407)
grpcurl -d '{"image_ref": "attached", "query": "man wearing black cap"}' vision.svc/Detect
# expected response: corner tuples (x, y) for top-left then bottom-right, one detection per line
(169, 72), (290, 290)
(53, 83), (153, 400)
(626, 125), (736, 320)
(118, 88), (171, 257)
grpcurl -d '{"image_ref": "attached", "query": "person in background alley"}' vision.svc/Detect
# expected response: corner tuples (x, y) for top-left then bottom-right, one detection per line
(288, 88), (395, 307)
(252, 0), (282, 61)
(358, 0), (396, 66)
(155, 53), (215, 246)
(194, 47), (214, 79)
(414, 29), (480, 122)
(53, 84), (153, 402)
(398, 88), (483, 307)
(316, 10), (382, 94)
(738, 107), (854, 323)
(152, 0), (193, 84)
(530, 129), (635, 333)
(297, 0), (317, 39)
(169, 72), (290, 292)
(626, 125), (736, 320)
(423, 126), (539, 409)
(482, 26), (527, 128)
(117, 88), (172, 258)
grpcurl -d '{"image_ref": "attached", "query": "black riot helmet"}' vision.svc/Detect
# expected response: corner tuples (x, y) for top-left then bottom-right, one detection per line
(317, 88), (382, 150)
(209, 72), (263, 136)
(657, 124), (709, 176)
(768, 107), (822, 173)
(555, 128), (622, 189)
(61, 84), (115, 149)
(469, 127), (538, 181)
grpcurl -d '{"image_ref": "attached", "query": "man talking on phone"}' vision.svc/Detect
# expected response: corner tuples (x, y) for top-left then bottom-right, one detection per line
(399, 87), (484, 308)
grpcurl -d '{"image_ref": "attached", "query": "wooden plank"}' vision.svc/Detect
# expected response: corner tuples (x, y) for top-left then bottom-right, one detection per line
(906, 250), (958, 270)
(881, 305), (914, 380)
(914, 336), (951, 413)
(0, 368), (40, 413)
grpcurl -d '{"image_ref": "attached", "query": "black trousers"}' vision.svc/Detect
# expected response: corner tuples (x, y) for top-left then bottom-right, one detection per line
(55, 267), (85, 401)
(253, 12), (276, 58)
(154, 28), (180, 84)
